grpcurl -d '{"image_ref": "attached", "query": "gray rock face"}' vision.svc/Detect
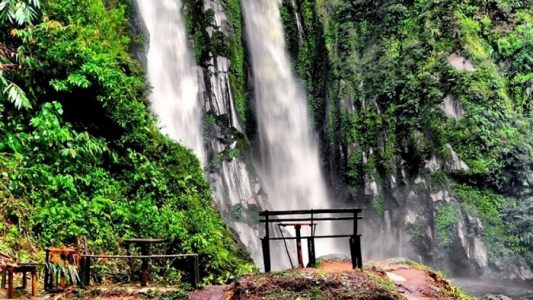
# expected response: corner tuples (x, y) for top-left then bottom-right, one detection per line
(447, 53), (476, 71)
(441, 93), (464, 120)
(445, 144), (469, 171)
(199, 0), (267, 265)
(356, 147), (533, 280)
(456, 216), (488, 270)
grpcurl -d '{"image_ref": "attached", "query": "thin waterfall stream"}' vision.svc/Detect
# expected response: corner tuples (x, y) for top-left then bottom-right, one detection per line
(135, 0), (205, 164)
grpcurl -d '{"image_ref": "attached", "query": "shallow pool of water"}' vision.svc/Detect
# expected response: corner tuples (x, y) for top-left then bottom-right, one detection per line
(450, 278), (533, 299)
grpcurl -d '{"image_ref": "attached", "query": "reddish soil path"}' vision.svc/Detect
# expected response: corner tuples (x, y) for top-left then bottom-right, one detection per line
(317, 260), (445, 300)
(341, 260), (446, 300)
(188, 285), (233, 300)
(385, 267), (439, 300)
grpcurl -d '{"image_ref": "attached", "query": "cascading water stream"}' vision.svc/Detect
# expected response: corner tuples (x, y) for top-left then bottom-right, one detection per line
(241, 0), (337, 262)
(135, 0), (205, 164)
(136, 0), (266, 266)
(136, 0), (340, 268)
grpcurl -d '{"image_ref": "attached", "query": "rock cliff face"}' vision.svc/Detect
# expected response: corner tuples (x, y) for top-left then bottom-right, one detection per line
(192, 0), (267, 264)
(278, 0), (532, 279)
(150, 0), (532, 279)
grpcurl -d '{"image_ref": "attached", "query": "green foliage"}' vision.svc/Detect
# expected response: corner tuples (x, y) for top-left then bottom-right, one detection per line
(45, 261), (80, 286)
(435, 202), (459, 248)
(403, 260), (472, 299)
(372, 195), (385, 217)
(363, 271), (397, 293)
(0, 0), (40, 112)
(279, 0), (329, 133)
(0, 0), (41, 26)
(502, 198), (533, 265)
(431, 171), (447, 189)
(1, 81), (32, 110)
(0, 0), (252, 283)
(453, 184), (520, 259)
(292, 0), (532, 188)
(224, 0), (249, 129)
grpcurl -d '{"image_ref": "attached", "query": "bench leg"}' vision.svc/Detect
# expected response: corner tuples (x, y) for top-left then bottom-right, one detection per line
(1, 268), (6, 289)
(44, 249), (50, 291)
(7, 270), (14, 299)
(31, 270), (37, 297)
(22, 271), (27, 289)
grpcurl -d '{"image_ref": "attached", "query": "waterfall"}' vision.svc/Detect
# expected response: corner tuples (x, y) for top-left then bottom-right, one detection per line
(136, 0), (265, 266)
(135, 0), (205, 164)
(241, 0), (336, 259)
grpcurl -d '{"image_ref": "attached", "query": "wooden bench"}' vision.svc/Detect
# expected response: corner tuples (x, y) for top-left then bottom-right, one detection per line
(1, 263), (39, 299)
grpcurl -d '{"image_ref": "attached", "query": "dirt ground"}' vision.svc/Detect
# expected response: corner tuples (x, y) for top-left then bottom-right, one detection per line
(212, 259), (465, 300)
(3, 259), (466, 299)
(191, 259), (463, 300)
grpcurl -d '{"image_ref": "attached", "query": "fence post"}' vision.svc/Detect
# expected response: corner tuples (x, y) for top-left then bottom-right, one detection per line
(194, 255), (199, 287)
(83, 256), (91, 287)
(190, 255), (199, 287)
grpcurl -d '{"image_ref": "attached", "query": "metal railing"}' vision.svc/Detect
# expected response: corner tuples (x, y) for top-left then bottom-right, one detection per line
(259, 208), (363, 272)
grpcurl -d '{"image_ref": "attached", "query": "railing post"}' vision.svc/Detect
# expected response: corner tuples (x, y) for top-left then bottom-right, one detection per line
(262, 211), (271, 272)
(295, 224), (303, 268)
(353, 209), (358, 237)
(307, 210), (316, 268)
(349, 236), (356, 269)
(356, 234), (363, 268)
(354, 209), (362, 268)
(140, 245), (149, 287)
(80, 256), (88, 288)
(264, 211), (269, 240)
(31, 269), (37, 297)
(307, 237), (316, 268)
